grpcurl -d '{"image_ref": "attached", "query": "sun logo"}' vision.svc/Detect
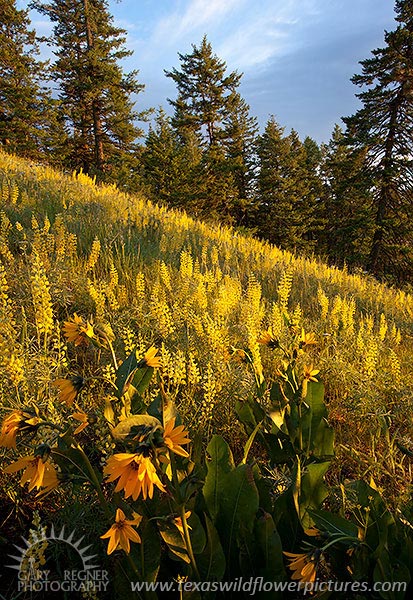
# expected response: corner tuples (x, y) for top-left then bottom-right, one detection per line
(6, 525), (99, 585)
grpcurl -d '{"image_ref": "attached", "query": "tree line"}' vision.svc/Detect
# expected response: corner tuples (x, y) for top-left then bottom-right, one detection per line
(1, 0), (413, 285)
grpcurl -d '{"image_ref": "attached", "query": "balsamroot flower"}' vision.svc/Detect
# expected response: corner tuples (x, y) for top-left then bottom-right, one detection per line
(284, 549), (320, 584)
(100, 509), (142, 555)
(104, 453), (165, 500)
(141, 346), (161, 368)
(63, 314), (94, 347)
(4, 455), (58, 493)
(54, 376), (84, 406)
(0, 411), (39, 448)
(303, 365), (320, 382)
(300, 328), (317, 347)
(71, 411), (90, 434)
(257, 328), (279, 349)
(163, 418), (191, 457)
(173, 511), (192, 536)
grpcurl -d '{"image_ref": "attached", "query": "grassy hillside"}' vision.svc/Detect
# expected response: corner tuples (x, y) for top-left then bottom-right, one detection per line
(1, 150), (413, 596)
(1, 149), (412, 497)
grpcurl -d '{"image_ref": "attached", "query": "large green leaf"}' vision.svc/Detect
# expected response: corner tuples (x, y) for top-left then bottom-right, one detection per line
(299, 461), (330, 529)
(373, 553), (411, 600)
(203, 435), (234, 521)
(217, 464), (259, 575)
(158, 523), (190, 564)
(308, 509), (358, 539)
(196, 515), (226, 581)
(138, 519), (161, 582)
(51, 447), (100, 485)
(203, 436), (260, 576)
(301, 381), (335, 458)
(115, 347), (140, 398)
(188, 511), (207, 555)
(254, 512), (286, 589)
(236, 399), (294, 465)
(115, 347), (154, 400)
(110, 414), (162, 441)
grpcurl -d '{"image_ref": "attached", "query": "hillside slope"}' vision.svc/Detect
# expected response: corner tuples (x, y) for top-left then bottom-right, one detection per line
(1, 149), (412, 502)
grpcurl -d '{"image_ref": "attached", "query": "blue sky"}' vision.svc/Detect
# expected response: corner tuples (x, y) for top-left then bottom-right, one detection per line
(23, 0), (397, 143)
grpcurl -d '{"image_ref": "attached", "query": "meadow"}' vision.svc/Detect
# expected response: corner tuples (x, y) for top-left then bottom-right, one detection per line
(1, 149), (413, 598)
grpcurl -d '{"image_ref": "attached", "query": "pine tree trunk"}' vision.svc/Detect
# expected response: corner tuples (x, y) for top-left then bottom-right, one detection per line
(367, 95), (400, 275)
(83, 0), (104, 173)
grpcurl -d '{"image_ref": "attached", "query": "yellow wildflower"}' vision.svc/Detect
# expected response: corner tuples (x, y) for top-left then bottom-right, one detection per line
(163, 418), (191, 458)
(100, 509), (142, 555)
(304, 365), (320, 382)
(173, 511), (192, 536)
(71, 411), (90, 435)
(0, 411), (39, 448)
(104, 453), (165, 500)
(4, 455), (58, 493)
(284, 549), (319, 584)
(63, 314), (94, 346)
(141, 346), (161, 368)
(300, 328), (317, 347)
(53, 376), (84, 406)
(257, 328), (279, 349)
(304, 527), (320, 537)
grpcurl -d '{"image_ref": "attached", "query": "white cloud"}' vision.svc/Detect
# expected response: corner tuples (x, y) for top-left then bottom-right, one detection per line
(216, 0), (321, 71)
(153, 0), (246, 44)
(140, 0), (321, 74)
(217, 16), (293, 71)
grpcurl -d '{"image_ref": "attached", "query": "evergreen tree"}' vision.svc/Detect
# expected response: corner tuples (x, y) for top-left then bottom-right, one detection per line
(32, 0), (144, 185)
(343, 0), (413, 283)
(142, 109), (187, 206)
(166, 36), (241, 148)
(223, 92), (259, 227)
(0, 0), (59, 159)
(256, 118), (319, 253)
(302, 136), (325, 249)
(165, 36), (255, 222)
(320, 125), (373, 267)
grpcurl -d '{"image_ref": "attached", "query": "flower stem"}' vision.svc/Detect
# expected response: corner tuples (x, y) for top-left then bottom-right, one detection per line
(167, 450), (200, 578)
(73, 442), (112, 520)
(180, 504), (200, 581)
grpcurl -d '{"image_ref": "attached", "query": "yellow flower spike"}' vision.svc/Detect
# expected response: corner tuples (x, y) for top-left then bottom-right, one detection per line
(53, 376), (84, 406)
(100, 508), (142, 555)
(103, 453), (165, 501)
(163, 418), (191, 458)
(303, 365), (320, 382)
(142, 346), (161, 368)
(4, 455), (59, 493)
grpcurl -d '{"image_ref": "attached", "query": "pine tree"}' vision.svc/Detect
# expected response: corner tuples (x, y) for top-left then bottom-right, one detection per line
(0, 0), (59, 159)
(165, 36), (255, 222)
(223, 92), (259, 227)
(302, 136), (325, 249)
(320, 125), (373, 267)
(166, 36), (242, 148)
(256, 118), (318, 253)
(141, 109), (184, 205)
(32, 0), (144, 185)
(343, 0), (413, 283)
